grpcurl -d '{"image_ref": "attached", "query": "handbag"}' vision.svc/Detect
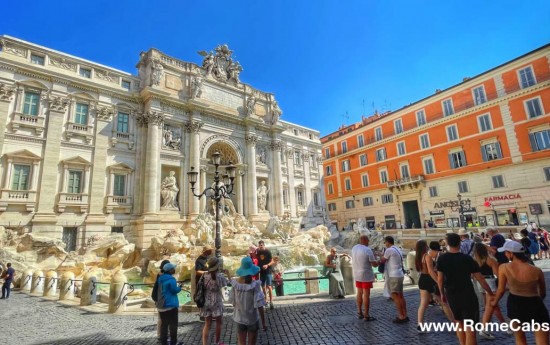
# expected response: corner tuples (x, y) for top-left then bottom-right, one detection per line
(378, 262), (385, 274)
(194, 275), (206, 308)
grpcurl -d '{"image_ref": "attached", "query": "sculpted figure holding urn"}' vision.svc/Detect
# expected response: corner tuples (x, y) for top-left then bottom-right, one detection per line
(257, 180), (269, 212)
(161, 171), (179, 209)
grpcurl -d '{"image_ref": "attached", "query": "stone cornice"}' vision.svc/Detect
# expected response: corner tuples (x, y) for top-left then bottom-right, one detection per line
(4, 134), (44, 144)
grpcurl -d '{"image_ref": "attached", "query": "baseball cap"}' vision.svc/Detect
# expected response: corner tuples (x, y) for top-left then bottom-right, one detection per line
(497, 240), (524, 253)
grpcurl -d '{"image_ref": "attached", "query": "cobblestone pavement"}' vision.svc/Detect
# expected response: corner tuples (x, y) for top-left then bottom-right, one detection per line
(3, 262), (550, 345)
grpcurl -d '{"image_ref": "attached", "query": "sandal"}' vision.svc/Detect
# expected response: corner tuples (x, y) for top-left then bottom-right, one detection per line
(364, 316), (377, 322)
(357, 312), (364, 319)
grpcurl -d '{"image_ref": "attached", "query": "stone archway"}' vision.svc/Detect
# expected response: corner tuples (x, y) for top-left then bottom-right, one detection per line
(200, 134), (243, 165)
(206, 142), (239, 165)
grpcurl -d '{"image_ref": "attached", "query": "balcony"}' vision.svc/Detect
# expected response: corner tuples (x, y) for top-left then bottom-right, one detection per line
(105, 195), (133, 214)
(65, 122), (94, 143)
(57, 193), (89, 213)
(110, 131), (135, 149)
(11, 112), (46, 135)
(0, 189), (37, 212)
(387, 175), (425, 192)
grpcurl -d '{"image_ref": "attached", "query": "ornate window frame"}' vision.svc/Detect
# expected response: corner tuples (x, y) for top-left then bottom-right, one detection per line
(105, 163), (134, 213)
(58, 156), (91, 213)
(111, 103), (137, 149)
(65, 92), (96, 144)
(10, 80), (49, 136)
(0, 150), (41, 212)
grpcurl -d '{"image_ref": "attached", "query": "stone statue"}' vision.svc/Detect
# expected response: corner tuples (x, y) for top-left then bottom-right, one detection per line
(256, 146), (266, 164)
(246, 95), (256, 116)
(227, 61), (242, 83)
(271, 100), (281, 124)
(191, 75), (203, 98)
(161, 171), (179, 209)
(257, 180), (269, 212)
(151, 58), (164, 86)
(163, 127), (181, 150)
(201, 52), (214, 75)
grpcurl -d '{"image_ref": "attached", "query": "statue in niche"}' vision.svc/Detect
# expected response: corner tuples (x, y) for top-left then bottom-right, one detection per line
(246, 95), (256, 116)
(256, 146), (266, 165)
(271, 100), (282, 124)
(161, 171), (179, 209)
(191, 75), (203, 99)
(163, 127), (182, 150)
(150, 58), (164, 86)
(257, 180), (269, 212)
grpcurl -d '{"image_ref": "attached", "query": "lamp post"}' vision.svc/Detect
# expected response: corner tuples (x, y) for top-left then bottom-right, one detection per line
(187, 151), (236, 268)
(451, 193), (470, 231)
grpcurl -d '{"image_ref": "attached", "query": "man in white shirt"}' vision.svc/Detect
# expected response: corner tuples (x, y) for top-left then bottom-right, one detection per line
(351, 233), (379, 321)
(380, 236), (409, 323)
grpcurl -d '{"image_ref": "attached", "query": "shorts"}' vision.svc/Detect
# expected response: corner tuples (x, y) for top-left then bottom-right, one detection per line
(507, 293), (550, 324)
(388, 277), (404, 293)
(418, 274), (435, 293)
(237, 321), (260, 333)
(447, 293), (479, 322)
(260, 272), (272, 286)
(355, 281), (373, 289)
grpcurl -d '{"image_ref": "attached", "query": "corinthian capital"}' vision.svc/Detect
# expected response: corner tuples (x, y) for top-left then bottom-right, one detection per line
(245, 133), (258, 146)
(184, 120), (203, 133)
(269, 140), (283, 151)
(48, 95), (70, 112)
(0, 83), (15, 102)
(145, 110), (165, 126)
(136, 113), (148, 127)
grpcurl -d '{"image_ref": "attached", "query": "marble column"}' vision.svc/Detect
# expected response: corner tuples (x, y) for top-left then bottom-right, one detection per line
(245, 133), (258, 216)
(85, 106), (114, 235)
(33, 96), (70, 237)
(270, 140), (284, 216)
(186, 119), (203, 216)
(303, 152), (313, 217)
(142, 111), (164, 214)
(286, 148), (297, 217)
(237, 170), (245, 215)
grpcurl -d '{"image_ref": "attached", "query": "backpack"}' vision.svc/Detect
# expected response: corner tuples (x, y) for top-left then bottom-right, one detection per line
(151, 275), (160, 303)
(194, 275), (206, 308)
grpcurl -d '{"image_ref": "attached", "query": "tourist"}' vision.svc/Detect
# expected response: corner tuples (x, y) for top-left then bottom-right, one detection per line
(458, 229), (475, 256)
(351, 233), (378, 321)
(472, 243), (509, 340)
(228, 256), (267, 345)
(152, 259), (171, 341)
(519, 229), (534, 257)
(271, 256), (285, 297)
(196, 245), (213, 322)
(492, 240), (550, 345)
(323, 247), (350, 299)
(248, 245), (260, 281)
(0, 262), (15, 300)
(256, 240), (274, 309)
(380, 236), (408, 323)
(200, 257), (228, 345)
(486, 227), (509, 264)
(425, 241), (454, 322)
(156, 263), (182, 345)
(528, 223), (541, 260)
(538, 228), (549, 259)
(438, 239), (447, 253)
(437, 233), (494, 345)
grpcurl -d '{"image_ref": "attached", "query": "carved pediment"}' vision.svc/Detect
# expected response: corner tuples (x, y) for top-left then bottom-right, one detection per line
(61, 156), (91, 167)
(108, 162), (134, 173)
(3, 149), (42, 161)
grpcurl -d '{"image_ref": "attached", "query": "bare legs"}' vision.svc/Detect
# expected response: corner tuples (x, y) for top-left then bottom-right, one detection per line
(202, 316), (223, 345)
(237, 330), (258, 345)
(392, 292), (408, 319)
(356, 288), (371, 316)
(418, 289), (430, 325)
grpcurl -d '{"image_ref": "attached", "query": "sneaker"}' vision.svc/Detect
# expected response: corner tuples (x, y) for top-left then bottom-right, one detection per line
(479, 331), (495, 340)
(417, 325), (428, 334)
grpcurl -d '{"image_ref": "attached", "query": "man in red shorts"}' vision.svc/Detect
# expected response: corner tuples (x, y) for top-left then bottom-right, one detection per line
(351, 233), (379, 321)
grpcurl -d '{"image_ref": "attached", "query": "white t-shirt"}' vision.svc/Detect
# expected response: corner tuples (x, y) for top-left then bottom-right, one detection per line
(383, 246), (404, 278)
(351, 244), (376, 282)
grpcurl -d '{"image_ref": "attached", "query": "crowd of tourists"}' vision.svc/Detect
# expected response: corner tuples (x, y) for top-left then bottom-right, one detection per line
(152, 240), (278, 345)
(337, 224), (549, 345)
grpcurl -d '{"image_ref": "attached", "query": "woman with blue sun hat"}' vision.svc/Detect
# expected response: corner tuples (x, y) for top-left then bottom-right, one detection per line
(228, 256), (267, 345)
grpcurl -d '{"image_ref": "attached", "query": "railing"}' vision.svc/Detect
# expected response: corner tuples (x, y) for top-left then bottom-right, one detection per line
(57, 193), (89, 212)
(387, 175), (425, 189)
(328, 71), (550, 157)
(115, 132), (130, 140)
(11, 112), (45, 133)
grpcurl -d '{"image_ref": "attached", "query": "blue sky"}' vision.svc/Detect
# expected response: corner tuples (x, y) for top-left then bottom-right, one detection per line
(2, 1), (550, 136)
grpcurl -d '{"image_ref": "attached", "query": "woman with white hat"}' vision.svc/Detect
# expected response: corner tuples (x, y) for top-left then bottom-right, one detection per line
(492, 240), (549, 345)
(200, 256), (228, 345)
(228, 256), (267, 345)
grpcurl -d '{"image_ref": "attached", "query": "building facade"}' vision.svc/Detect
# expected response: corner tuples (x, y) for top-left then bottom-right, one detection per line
(322, 44), (550, 230)
(0, 36), (324, 251)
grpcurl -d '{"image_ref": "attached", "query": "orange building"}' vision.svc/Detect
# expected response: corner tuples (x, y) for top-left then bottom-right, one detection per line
(322, 43), (550, 230)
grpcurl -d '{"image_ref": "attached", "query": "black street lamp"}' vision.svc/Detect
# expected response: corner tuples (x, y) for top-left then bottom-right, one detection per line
(451, 193), (470, 231)
(187, 151), (236, 268)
